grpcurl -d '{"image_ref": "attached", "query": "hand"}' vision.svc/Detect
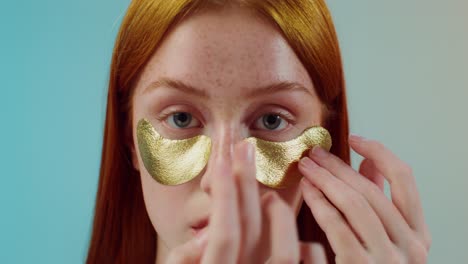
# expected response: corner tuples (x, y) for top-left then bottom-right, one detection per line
(299, 134), (432, 263)
(166, 141), (326, 264)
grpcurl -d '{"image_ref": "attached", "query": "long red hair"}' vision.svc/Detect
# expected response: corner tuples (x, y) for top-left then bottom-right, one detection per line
(86, 0), (349, 263)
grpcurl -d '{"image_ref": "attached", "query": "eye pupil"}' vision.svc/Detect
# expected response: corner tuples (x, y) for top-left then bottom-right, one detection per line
(262, 114), (281, 130)
(173, 112), (192, 127)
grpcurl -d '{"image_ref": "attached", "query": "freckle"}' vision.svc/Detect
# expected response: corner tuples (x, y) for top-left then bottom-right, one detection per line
(215, 77), (222, 87)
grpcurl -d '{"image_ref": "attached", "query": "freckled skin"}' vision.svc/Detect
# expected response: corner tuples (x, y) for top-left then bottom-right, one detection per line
(130, 4), (323, 263)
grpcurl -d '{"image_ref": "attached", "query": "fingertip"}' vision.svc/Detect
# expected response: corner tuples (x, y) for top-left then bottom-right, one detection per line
(349, 133), (368, 150)
(195, 231), (209, 247)
(244, 141), (254, 160)
(234, 141), (255, 167)
(349, 133), (365, 143)
(310, 145), (328, 158)
(300, 242), (327, 264)
(261, 191), (278, 205)
(349, 134), (374, 156)
(299, 157), (319, 172)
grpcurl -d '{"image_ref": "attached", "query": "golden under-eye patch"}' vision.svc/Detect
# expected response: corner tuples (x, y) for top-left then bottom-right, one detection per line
(136, 119), (212, 185)
(136, 118), (331, 188)
(245, 127), (332, 188)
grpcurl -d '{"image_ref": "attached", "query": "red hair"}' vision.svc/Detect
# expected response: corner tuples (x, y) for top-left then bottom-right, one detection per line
(86, 0), (349, 263)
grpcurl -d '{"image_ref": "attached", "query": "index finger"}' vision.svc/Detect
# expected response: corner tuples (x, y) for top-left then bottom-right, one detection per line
(201, 157), (240, 264)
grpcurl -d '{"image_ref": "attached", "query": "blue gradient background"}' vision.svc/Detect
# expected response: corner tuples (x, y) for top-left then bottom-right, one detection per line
(1, 0), (466, 263)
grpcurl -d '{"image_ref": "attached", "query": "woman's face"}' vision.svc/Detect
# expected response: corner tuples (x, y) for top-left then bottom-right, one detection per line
(131, 5), (323, 255)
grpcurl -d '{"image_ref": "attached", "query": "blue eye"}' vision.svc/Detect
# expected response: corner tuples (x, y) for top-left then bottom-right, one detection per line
(166, 112), (201, 128)
(255, 114), (288, 130)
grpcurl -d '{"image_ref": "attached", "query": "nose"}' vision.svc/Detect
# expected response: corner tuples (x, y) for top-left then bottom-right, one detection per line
(200, 126), (243, 194)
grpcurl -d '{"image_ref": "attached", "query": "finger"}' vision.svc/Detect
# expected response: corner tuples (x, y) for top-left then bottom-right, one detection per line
(349, 135), (429, 243)
(300, 158), (395, 256)
(301, 178), (367, 260)
(167, 232), (208, 264)
(233, 141), (262, 259)
(359, 158), (384, 192)
(300, 242), (327, 264)
(307, 145), (414, 247)
(262, 192), (300, 264)
(202, 156), (240, 264)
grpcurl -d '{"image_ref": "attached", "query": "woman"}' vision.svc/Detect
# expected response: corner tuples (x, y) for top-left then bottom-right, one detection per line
(86, 0), (431, 263)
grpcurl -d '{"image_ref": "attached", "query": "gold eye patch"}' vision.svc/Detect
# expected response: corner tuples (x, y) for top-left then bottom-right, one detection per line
(136, 118), (331, 188)
(136, 119), (211, 185)
(244, 127), (331, 188)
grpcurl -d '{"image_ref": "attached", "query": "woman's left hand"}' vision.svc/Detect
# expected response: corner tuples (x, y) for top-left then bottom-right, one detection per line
(298, 134), (432, 263)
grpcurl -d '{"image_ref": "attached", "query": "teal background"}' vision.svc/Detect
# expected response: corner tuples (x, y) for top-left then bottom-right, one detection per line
(0, 0), (466, 263)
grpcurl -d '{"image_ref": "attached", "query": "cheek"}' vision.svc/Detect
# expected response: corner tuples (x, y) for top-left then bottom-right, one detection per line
(140, 170), (192, 245)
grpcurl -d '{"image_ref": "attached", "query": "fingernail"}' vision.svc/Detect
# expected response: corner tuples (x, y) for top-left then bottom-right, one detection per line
(311, 145), (327, 158)
(349, 133), (365, 143)
(262, 191), (278, 205)
(244, 142), (254, 162)
(300, 157), (318, 170)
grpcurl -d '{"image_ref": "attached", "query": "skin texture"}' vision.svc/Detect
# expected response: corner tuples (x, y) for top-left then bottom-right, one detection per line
(130, 4), (431, 264)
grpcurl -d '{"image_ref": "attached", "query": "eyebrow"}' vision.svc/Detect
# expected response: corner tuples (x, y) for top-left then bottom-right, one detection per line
(143, 77), (313, 98)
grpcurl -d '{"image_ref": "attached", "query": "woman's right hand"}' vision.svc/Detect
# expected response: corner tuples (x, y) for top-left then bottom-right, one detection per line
(166, 141), (327, 264)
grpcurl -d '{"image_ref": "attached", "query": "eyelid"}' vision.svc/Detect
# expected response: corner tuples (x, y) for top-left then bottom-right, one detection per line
(250, 108), (296, 132)
(252, 108), (295, 124)
(154, 107), (205, 133)
(154, 105), (296, 134)
(254, 116), (287, 130)
(169, 113), (201, 128)
(156, 106), (204, 123)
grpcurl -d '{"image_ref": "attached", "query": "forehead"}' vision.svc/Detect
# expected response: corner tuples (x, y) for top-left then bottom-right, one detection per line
(136, 5), (314, 97)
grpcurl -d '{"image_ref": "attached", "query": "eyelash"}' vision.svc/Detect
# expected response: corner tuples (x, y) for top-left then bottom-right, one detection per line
(155, 109), (294, 133)
(251, 110), (293, 132)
